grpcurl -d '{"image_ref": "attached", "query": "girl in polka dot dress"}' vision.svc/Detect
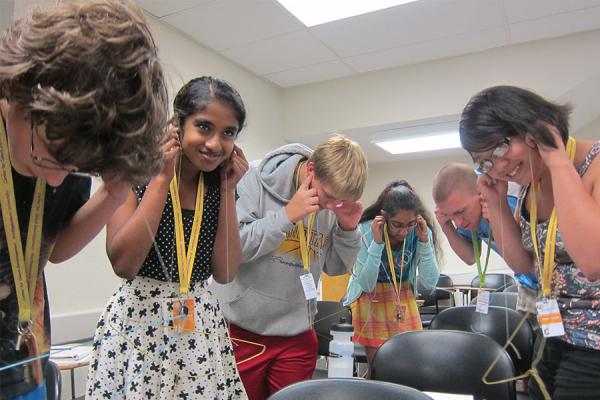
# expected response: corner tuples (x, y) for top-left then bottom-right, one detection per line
(86, 77), (249, 399)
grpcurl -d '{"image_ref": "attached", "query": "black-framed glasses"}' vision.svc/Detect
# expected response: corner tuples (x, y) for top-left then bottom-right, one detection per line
(388, 220), (417, 231)
(474, 137), (511, 174)
(30, 123), (100, 178)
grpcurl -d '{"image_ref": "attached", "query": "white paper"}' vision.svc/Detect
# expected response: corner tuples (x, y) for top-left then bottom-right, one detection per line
(475, 290), (490, 314)
(50, 345), (92, 362)
(300, 274), (318, 300)
(536, 298), (565, 338)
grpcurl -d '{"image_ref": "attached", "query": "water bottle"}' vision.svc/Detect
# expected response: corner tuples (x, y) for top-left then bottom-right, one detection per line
(328, 317), (354, 378)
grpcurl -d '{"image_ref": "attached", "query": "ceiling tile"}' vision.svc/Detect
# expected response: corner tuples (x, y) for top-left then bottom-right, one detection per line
(136, 0), (214, 18)
(509, 6), (600, 44)
(502, 0), (600, 23)
(311, 0), (505, 58)
(345, 27), (508, 73)
(161, 0), (303, 51)
(221, 30), (338, 75)
(265, 60), (355, 87)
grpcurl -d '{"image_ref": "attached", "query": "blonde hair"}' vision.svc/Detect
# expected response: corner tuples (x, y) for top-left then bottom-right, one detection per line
(309, 134), (368, 201)
(0, 0), (168, 184)
(432, 163), (478, 203)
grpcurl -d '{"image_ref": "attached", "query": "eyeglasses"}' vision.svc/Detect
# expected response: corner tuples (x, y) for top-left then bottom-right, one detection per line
(30, 123), (100, 178)
(474, 137), (511, 174)
(388, 220), (417, 231)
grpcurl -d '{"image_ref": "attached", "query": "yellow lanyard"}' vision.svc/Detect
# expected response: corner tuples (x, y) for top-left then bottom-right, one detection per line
(530, 137), (576, 297)
(294, 161), (315, 272)
(0, 114), (46, 324)
(383, 223), (406, 301)
(169, 171), (204, 296)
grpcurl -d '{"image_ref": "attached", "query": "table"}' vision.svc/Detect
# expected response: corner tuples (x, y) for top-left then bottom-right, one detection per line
(49, 344), (92, 400)
(424, 392), (473, 400)
(449, 286), (495, 291)
(448, 286), (495, 306)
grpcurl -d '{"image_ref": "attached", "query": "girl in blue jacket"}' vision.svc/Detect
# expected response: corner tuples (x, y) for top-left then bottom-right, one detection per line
(345, 180), (441, 371)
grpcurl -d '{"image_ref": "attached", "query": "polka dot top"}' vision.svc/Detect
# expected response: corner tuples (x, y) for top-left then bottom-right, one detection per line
(134, 170), (221, 284)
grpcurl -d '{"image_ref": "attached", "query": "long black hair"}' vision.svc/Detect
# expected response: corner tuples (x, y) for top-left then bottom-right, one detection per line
(362, 180), (442, 262)
(459, 85), (571, 153)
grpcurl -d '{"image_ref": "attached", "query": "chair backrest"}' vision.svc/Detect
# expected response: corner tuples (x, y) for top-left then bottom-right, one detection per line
(430, 306), (533, 375)
(371, 330), (516, 400)
(503, 284), (519, 293)
(268, 378), (434, 400)
(45, 360), (62, 400)
(470, 273), (516, 291)
(469, 292), (519, 310)
(314, 301), (351, 357)
(417, 274), (454, 306)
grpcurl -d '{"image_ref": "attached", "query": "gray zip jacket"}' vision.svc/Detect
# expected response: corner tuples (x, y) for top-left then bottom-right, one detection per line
(211, 143), (361, 336)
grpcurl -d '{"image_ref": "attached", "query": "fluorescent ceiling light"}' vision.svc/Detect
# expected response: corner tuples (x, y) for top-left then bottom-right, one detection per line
(276, 0), (419, 27)
(373, 131), (461, 155)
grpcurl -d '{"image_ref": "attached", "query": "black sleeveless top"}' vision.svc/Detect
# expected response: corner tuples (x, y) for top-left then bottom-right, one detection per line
(134, 170), (221, 284)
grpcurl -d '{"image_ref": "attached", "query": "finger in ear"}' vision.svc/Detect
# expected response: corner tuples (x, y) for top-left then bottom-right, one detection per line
(524, 133), (537, 148)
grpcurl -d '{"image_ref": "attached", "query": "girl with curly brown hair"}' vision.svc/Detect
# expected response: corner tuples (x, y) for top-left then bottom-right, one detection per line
(0, 1), (168, 398)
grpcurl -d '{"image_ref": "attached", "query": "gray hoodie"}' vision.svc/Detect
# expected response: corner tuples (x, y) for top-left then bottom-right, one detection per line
(211, 143), (361, 336)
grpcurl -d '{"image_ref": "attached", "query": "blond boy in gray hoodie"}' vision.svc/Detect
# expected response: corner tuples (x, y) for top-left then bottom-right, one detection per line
(212, 135), (367, 399)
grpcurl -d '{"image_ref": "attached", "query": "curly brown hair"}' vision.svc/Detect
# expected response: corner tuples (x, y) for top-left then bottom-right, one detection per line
(0, 0), (168, 184)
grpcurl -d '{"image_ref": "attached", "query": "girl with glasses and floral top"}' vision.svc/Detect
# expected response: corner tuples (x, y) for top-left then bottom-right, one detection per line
(459, 85), (600, 400)
(344, 180), (441, 375)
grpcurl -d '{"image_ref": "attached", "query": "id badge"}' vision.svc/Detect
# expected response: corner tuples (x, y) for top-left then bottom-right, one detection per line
(172, 298), (196, 334)
(300, 274), (318, 300)
(476, 290), (490, 314)
(536, 298), (565, 338)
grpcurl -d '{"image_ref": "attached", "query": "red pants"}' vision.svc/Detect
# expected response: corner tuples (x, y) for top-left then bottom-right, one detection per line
(229, 323), (318, 400)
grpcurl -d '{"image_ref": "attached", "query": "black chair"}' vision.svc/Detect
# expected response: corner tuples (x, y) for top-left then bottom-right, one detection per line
(314, 301), (351, 357)
(470, 273), (516, 291)
(418, 274), (453, 328)
(315, 300), (367, 367)
(469, 292), (519, 310)
(268, 378), (434, 400)
(504, 284), (519, 293)
(430, 306), (533, 376)
(46, 360), (62, 400)
(418, 274), (454, 313)
(371, 330), (516, 400)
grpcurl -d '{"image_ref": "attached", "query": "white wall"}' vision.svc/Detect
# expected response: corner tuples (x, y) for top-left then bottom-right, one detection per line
(44, 13), (285, 345)
(577, 115), (600, 140)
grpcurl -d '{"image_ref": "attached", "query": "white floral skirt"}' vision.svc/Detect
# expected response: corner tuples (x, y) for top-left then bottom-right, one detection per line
(86, 277), (247, 399)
